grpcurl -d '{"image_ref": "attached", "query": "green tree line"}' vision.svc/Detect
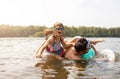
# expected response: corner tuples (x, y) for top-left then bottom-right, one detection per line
(0, 25), (120, 37)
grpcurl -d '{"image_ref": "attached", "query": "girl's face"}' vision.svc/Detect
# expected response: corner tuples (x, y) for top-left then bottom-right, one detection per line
(54, 26), (64, 37)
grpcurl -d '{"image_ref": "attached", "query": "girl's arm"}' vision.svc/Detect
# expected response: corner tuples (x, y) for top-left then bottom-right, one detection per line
(60, 36), (73, 49)
(36, 36), (53, 58)
(36, 40), (47, 54)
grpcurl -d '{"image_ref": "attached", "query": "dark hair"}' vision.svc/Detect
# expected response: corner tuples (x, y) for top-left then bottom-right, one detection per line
(74, 38), (88, 52)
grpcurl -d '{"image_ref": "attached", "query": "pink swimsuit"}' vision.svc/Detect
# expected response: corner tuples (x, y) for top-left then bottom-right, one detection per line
(46, 41), (65, 57)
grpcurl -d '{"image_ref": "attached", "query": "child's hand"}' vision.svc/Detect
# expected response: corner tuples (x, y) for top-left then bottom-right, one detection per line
(35, 54), (42, 58)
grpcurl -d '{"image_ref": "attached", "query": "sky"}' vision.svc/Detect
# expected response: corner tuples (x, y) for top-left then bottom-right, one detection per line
(0, 0), (120, 28)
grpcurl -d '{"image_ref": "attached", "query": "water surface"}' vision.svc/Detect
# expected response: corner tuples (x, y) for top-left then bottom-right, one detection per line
(0, 37), (120, 79)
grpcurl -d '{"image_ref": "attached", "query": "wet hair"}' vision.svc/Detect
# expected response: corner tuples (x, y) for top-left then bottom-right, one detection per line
(53, 22), (63, 28)
(44, 29), (53, 40)
(74, 38), (88, 52)
(44, 22), (64, 40)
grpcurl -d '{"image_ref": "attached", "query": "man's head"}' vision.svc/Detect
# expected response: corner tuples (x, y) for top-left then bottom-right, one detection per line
(74, 38), (91, 54)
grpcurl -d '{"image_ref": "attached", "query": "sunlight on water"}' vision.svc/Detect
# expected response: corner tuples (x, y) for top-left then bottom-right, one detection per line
(0, 37), (120, 79)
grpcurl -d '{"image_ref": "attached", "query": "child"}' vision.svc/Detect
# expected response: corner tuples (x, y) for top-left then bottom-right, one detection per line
(36, 22), (72, 58)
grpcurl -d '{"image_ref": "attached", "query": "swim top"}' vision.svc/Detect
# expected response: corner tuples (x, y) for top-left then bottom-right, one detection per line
(82, 48), (95, 60)
(47, 41), (65, 57)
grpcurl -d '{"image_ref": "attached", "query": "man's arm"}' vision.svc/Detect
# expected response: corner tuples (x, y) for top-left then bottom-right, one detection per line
(91, 45), (99, 56)
(90, 38), (104, 45)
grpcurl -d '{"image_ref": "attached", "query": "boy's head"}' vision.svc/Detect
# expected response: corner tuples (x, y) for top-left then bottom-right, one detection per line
(74, 38), (91, 54)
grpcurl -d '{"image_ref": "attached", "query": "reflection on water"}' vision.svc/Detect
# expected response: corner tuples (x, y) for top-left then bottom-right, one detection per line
(35, 55), (69, 79)
(35, 55), (89, 79)
(34, 54), (120, 79)
(0, 37), (120, 79)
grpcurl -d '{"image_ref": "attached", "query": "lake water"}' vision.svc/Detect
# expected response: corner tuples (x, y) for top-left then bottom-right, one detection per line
(0, 37), (120, 79)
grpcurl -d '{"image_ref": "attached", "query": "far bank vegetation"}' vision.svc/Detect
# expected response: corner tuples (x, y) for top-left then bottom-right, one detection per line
(0, 25), (120, 37)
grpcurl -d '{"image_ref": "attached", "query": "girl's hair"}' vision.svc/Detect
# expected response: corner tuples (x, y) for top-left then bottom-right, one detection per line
(53, 22), (63, 28)
(45, 22), (64, 40)
(44, 29), (53, 40)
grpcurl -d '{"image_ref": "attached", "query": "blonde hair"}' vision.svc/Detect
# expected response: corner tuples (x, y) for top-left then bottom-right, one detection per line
(53, 22), (63, 28)
(44, 29), (53, 40)
(45, 22), (64, 40)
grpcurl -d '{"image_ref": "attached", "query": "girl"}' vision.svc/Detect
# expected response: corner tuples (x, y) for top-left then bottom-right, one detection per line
(36, 22), (72, 58)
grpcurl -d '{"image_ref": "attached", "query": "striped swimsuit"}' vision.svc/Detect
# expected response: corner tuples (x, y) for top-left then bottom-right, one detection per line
(47, 41), (65, 57)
